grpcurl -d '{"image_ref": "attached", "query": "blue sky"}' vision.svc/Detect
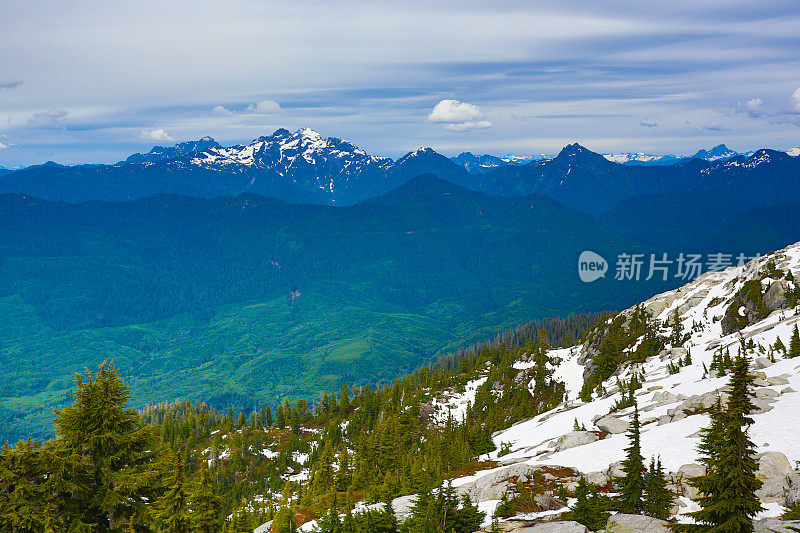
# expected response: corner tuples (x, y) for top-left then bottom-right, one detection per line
(1, 0), (799, 166)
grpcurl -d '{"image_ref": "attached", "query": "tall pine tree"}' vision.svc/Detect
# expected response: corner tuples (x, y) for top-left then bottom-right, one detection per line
(53, 361), (158, 531)
(643, 456), (673, 520)
(570, 476), (609, 531)
(191, 466), (222, 533)
(789, 325), (800, 358)
(672, 355), (763, 532)
(616, 403), (646, 514)
(156, 450), (190, 533)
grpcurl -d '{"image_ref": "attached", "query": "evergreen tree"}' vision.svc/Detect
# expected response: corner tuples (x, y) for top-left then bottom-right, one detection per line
(570, 476), (609, 531)
(673, 355), (763, 532)
(0, 439), (74, 531)
(53, 361), (158, 531)
(402, 487), (436, 533)
(340, 385), (351, 414)
(616, 403), (646, 514)
(156, 450), (191, 533)
(191, 466), (222, 533)
(789, 325), (800, 358)
(448, 494), (485, 533)
(774, 337), (787, 354)
(272, 507), (296, 533)
(643, 457), (673, 520)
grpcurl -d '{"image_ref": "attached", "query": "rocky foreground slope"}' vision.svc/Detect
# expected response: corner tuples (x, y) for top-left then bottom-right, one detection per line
(253, 241), (800, 532)
(428, 242), (800, 531)
(381, 244), (800, 533)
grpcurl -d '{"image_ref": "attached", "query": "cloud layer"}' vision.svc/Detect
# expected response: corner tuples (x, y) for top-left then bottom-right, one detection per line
(1, 0), (799, 165)
(29, 109), (68, 124)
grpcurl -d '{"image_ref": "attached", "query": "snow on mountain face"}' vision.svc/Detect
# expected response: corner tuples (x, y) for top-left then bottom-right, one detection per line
(122, 136), (221, 164)
(787, 147), (800, 157)
(603, 152), (680, 165)
(191, 127), (391, 173)
(451, 152), (555, 173)
(692, 143), (740, 162)
(441, 241), (800, 523)
(187, 128), (393, 201)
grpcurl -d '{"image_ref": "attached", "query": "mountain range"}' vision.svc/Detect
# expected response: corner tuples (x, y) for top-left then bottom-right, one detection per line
(1, 130), (798, 213)
(0, 128), (470, 205)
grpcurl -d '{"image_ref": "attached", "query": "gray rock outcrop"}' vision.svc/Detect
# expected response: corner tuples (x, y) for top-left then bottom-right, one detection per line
(595, 416), (629, 434)
(554, 431), (600, 452)
(516, 521), (588, 533)
(605, 513), (670, 532)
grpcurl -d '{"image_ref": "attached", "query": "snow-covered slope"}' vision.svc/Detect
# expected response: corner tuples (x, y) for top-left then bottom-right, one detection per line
(603, 152), (680, 166)
(690, 143), (741, 162)
(441, 241), (800, 525)
(186, 127), (393, 203)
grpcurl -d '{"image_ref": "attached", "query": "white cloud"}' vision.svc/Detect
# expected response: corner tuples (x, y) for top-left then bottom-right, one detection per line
(639, 118), (658, 128)
(428, 99), (492, 131)
(791, 88), (800, 113)
(140, 129), (174, 142)
(0, 142), (8, 149)
(212, 105), (234, 115)
(246, 100), (282, 113)
(28, 109), (68, 124)
(740, 97), (763, 117)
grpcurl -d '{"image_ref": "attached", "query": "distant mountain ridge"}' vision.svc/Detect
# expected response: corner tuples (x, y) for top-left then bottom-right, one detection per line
(0, 128), (473, 205)
(455, 143), (759, 171)
(1, 131), (797, 216)
(474, 143), (799, 215)
(121, 136), (222, 164)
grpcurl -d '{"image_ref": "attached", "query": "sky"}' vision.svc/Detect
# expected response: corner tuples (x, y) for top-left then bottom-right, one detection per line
(1, 0), (799, 166)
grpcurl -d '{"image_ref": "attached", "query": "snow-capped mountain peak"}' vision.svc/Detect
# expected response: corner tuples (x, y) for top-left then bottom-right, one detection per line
(692, 143), (739, 162)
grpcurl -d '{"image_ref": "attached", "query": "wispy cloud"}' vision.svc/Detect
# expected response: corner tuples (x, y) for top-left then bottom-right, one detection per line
(29, 109), (68, 124)
(738, 97), (764, 118)
(639, 119), (658, 128)
(246, 100), (282, 114)
(0, 80), (23, 89)
(140, 129), (174, 142)
(0, 142), (8, 149)
(791, 88), (800, 113)
(212, 105), (234, 115)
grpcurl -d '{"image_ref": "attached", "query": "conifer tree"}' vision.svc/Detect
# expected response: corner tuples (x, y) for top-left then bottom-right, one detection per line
(340, 385), (351, 414)
(191, 466), (222, 533)
(0, 439), (71, 531)
(570, 476), (609, 531)
(616, 403), (646, 514)
(53, 361), (158, 531)
(789, 325), (800, 358)
(156, 450), (190, 533)
(336, 449), (351, 492)
(643, 457), (673, 520)
(673, 355), (763, 532)
(774, 337), (786, 354)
